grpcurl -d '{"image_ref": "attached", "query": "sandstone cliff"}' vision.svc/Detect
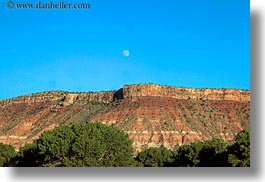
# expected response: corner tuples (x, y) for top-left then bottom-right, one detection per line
(0, 91), (115, 106)
(122, 84), (250, 102)
(0, 84), (250, 106)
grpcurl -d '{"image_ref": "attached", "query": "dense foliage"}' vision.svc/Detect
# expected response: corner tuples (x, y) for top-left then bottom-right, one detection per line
(2, 127), (250, 167)
(0, 143), (17, 166)
(16, 122), (135, 167)
(135, 147), (176, 167)
(174, 138), (229, 167)
(228, 129), (250, 167)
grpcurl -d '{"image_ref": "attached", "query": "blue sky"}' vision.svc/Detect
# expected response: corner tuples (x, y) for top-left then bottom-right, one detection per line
(0, 0), (249, 99)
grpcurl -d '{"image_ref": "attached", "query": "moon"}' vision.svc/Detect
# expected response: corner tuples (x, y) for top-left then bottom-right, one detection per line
(122, 50), (130, 57)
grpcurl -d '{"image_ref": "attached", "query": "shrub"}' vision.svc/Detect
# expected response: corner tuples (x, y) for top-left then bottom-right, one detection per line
(18, 122), (135, 167)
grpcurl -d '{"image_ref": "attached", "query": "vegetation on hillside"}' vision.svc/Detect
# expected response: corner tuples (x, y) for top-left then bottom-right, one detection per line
(13, 122), (134, 167)
(0, 143), (17, 166)
(1, 123), (250, 167)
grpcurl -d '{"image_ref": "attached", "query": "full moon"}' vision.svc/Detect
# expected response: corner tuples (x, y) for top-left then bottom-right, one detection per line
(122, 50), (130, 57)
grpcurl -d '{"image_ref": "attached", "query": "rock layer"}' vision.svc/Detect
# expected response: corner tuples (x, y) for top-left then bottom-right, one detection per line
(122, 84), (250, 102)
(0, 84), (250, 106)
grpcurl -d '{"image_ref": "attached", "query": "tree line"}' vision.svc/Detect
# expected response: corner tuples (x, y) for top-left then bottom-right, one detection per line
(0, 122), (250, 167)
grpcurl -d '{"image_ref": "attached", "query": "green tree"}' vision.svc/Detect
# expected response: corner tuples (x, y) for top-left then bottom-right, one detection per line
(197, 138), (229, 167)
(0, 143), (17, 166)
(135, 147), (176, 167)
(18, 122), (135, 167)
(228, 129), (250, 167)
(174, 141), (204, 167)
(16, 142), (39, 167)
(174, 139), (230, 167)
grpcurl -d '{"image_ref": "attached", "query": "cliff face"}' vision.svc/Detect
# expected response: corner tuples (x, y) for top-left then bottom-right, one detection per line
(122, 84), (250, 102)
(0, 84), (250, 106)
(0, 84), (250, 152)
(0, 91), (115, 106)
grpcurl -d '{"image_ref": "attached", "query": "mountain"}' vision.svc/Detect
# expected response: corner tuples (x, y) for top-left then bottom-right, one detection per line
(0, 84), (250, 152)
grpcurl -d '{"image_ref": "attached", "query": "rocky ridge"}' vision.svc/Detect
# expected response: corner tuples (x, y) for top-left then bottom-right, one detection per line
(0, 84), (250, 152)
(1, 84), (250, 106)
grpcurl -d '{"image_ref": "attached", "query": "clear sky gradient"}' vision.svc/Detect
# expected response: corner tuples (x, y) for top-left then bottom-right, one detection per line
(0, 0), (250, 99)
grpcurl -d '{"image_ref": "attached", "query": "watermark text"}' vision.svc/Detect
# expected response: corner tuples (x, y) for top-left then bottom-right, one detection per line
(6, 1), (91, 10)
